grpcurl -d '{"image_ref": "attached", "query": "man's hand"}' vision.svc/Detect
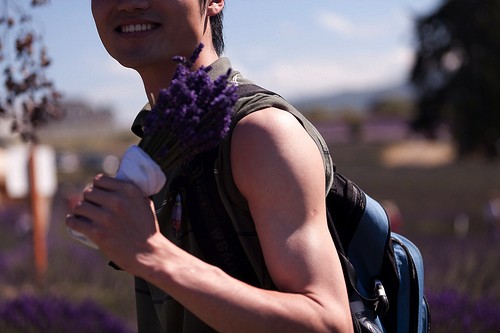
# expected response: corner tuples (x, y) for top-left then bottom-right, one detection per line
(65, 174), (162, 274)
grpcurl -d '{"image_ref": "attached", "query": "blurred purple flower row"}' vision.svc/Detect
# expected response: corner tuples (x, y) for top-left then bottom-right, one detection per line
(0, 294), (133, 333)
(427, 290), (500, 332)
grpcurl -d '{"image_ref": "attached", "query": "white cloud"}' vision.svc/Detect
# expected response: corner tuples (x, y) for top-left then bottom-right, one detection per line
(245, 46), (414, 100)
(317, 11), (355, 36)
(316, 9), (414, 41)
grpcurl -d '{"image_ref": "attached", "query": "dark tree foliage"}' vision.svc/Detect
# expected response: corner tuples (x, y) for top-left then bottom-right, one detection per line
(0, 0), (61, 143)
(411, 0), (500, 158)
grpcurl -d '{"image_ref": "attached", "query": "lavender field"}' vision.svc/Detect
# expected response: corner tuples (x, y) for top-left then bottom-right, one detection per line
(333, 142), (500, 332)
(1, 138), (499, 332)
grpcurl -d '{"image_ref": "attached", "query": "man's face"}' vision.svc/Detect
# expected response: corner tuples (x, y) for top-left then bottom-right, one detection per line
(91, 0), (206, 71)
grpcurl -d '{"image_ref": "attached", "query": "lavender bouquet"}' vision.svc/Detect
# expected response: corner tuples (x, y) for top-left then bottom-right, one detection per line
(69, 43), (238, 248)
(139, 44), (237, 171)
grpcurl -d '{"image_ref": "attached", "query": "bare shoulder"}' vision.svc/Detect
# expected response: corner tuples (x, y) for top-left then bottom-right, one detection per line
(230, 105), (328, 280)
(230, 106), (325, 206)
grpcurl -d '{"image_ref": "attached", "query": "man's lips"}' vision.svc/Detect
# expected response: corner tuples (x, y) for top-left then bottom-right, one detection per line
(116, 22), (160, 33)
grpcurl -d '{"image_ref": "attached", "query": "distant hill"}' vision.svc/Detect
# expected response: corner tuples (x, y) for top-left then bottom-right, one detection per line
(291, 82), (415, 111)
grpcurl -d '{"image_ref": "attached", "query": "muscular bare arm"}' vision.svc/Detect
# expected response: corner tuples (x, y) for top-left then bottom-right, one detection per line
(66, 107), (352, 333)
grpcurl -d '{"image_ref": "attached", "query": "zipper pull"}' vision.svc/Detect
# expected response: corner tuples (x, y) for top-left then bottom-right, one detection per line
(374, 279), (389, 316)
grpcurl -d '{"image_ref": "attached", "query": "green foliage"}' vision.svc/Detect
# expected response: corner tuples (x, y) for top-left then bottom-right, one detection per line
(411, 0), (500, 158)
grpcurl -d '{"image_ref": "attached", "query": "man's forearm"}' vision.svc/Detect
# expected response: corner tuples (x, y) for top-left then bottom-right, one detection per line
(136, 235), (348, 333)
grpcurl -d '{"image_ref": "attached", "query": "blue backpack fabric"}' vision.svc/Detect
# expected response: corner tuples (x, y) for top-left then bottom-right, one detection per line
(328, 172), (430, 333)
(185, 84), (430, 333)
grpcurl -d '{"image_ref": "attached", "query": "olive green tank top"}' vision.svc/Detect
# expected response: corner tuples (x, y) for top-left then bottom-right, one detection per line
(133, 57), (334, 333)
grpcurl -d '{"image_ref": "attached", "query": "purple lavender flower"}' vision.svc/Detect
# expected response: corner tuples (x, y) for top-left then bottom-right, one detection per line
(427, 290), (500, 332)
(139, 43), (237, 172)
(0, 294), (133, 333)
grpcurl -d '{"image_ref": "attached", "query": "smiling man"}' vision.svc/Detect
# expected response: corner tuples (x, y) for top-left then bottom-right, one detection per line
(66, 1), (353, 332)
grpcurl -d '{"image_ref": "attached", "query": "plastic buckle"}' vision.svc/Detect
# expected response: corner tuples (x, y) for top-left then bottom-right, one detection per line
(374, 279), (389, 316)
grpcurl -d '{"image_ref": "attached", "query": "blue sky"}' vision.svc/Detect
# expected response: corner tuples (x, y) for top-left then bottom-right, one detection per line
(29, 0), (440, 127)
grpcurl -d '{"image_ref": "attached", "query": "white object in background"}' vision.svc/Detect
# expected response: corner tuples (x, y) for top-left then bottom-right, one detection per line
(5, 144), (57, 198)
(5, 145), (29, 198)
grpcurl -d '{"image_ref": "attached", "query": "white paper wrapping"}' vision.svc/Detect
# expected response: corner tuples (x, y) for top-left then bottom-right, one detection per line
(114, 145), (167, 196)
(68, 145), (167, 249)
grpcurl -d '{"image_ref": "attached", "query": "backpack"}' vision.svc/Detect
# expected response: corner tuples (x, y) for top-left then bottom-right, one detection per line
(185, 84), (430, 333)
(327, 173), (430, 333)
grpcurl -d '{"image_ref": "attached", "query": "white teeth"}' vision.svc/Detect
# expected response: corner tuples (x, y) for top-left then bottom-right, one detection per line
(121, 23), (154, 33)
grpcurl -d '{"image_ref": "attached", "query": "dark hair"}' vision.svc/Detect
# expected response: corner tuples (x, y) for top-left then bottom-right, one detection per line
(200, 0), (225, 56)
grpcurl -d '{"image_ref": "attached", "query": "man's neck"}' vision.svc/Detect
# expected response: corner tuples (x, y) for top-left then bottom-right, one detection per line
(141, 47), (220, 105)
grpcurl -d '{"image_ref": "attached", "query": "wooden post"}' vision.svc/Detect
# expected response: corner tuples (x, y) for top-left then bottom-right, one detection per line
(28, 144), (48, 289)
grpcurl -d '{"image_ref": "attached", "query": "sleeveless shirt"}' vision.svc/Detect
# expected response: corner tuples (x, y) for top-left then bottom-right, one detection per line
(132, 57), (334, 333)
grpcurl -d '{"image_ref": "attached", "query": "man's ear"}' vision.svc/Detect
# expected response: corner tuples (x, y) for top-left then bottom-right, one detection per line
(207, 0), (224, 16)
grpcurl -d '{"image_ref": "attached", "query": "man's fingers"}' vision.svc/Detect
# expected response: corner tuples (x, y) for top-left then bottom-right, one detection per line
(72, 199), (92, 218)
(65, 213), (94, 236)
(92, 173), (143, 196)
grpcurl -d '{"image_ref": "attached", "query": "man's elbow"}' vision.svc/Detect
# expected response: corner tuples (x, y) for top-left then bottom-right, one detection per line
(320, 302), (354, 333)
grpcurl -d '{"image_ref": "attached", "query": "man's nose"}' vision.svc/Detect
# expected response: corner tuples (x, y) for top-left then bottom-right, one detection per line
(117, 0), (150, 12)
